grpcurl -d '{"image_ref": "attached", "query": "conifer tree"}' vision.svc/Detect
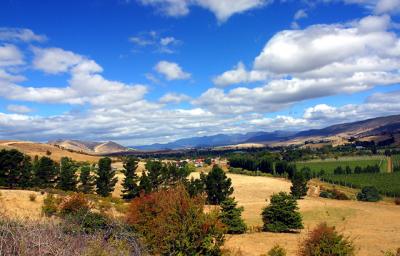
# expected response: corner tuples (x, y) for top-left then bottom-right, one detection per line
(96, 157), (117, 197)
(19, 155), (33, 188)
(139, 170), (152, 194)
(34, 156), (59, 188)
(204, 165), (233, 204)
(79, 165), (96, 193)
(121, 156), (140, 200)
(146, 160), (163, 190)
(58, 157), (78, 191)
(290, 171), (308, 199)
(219, 197), (247, 234)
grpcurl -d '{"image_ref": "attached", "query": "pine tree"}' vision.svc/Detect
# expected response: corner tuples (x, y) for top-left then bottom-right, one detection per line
(262, 192), (303, 232)
(290, 171), (308, 199)
(79, 165), (96, 193)
(0, 149), (25, 188)
(146, 160), (163, 190)
(219, 197), (247, 234)
(204, 165), (233, 205)
(58, 157), (78, 191)
(34, 156), (59, 188)
(96, 157), (118, 197)
(19, 155), (33, 188)
(139, 170), (152, 194)
(121, 156), (140, 200)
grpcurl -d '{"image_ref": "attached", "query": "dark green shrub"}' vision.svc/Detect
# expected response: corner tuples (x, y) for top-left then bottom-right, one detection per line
(290, 171), (308, 199)
(63, 210), (109, 234)
(59, 193), (91, 216)
(357, 186), (381, 202)
(299, 222), (355, 256)
(319, 189), (349, 200)
(261, 192), (303, 233)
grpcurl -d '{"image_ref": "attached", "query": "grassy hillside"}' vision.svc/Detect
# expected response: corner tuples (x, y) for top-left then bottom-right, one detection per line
(0, 140), (100, 163)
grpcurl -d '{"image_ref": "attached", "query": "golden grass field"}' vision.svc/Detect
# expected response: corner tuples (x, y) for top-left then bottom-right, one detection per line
(0, 140), (101, 163)
(1, 165), (400, 255)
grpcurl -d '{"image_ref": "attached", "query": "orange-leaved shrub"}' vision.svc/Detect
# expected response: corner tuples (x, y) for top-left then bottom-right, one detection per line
(59, 193), (91, 216)
(126, 184), (225, 255)
(299, 222), (355, 256)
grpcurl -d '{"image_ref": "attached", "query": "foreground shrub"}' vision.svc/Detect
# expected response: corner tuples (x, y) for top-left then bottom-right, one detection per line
(29, 193), (37, 202)
(59, 193), (91, 216)
(357, 186), (381, 202)
(0, 214), (142, 256)
(261, 192), (303, 233)
(299, 222), (355, 256)
(42, 193), (60, 217)
(383, 248), (400, 256)
(63, 210), (109, 234)
(219, 197), (247, 234)
(267, 245), (286, 256)
(394, 198), (400, 205)
(127, 185), (225, 255)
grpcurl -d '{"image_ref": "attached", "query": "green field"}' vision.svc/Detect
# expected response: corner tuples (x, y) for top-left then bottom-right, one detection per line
(297, 156), (388, 174)
(320, 172), (400, 197)
(393, 154), (400, 172)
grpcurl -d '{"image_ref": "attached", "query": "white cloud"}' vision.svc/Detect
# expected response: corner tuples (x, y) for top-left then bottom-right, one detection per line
(129, 31), (181, 53)
(159, 92), (191, 103)
(0, 44), (24, 67)
(0, 28), (47, 42)
(213, 62), (267, 87)
(154, 60), (191, 80)
(32, 47), (85, 74)
(6, 104), (32, 114)
(138, 0), (268, 22)
(294, 9), (308, 20)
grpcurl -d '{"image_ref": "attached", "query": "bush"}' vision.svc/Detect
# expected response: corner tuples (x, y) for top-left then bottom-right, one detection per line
(42, 193), (60, 217)
(29, 193), (37, 202)
(261, 192), (303, 233)
(319, 189), (349, 200)
(63, 210), (109, 234)
(383, 248), (400, 256)
(267, 245), (286, 256)
(299, 223), (355, 256)
(59, 193), (91, 216)
(126, 185), (225, 255)
(394, 198), (400, 205)
(357, 186), (381, 202)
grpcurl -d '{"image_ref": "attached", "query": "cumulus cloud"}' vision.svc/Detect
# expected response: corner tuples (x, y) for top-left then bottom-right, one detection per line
(155, 60), (191, 80)
(138, 0), (268, 22)
(213, 62), (267, 87)
(6, 104), (32, 114)
(0, 28), (47, 42)
(208, 15), (400, 114)
(159, 92), (191, 103)
(0, 44), (24, 67)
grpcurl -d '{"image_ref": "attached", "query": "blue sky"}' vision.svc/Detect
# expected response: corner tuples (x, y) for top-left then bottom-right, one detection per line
(0, 0), (400, 145)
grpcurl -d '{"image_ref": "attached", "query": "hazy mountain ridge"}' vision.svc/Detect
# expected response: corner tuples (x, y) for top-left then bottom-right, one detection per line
(134, 114), (400, 150)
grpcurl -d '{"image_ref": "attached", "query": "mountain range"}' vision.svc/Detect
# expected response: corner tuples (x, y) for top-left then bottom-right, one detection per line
(133, 114), (400, 150)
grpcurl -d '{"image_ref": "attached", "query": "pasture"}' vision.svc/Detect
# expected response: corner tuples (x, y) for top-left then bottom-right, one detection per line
(296, 156), (388, 174)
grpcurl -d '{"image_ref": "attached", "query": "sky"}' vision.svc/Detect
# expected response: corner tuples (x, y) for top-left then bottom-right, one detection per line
(0, 0), (400, 146)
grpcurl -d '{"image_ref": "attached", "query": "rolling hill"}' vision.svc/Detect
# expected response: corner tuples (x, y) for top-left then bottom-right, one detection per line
(48, 140), (127, 154)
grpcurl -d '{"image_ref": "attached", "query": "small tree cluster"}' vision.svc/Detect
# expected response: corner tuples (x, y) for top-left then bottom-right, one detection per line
(356, 186), (381, 202)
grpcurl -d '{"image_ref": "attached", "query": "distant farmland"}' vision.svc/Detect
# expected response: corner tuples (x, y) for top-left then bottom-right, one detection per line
(296, 156), (388, 174)
(320, 172), (400, 197)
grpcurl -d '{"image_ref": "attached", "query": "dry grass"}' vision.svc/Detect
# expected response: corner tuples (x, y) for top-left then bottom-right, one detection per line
(0, 140), (100, 163)
(1, 171), (400, 255)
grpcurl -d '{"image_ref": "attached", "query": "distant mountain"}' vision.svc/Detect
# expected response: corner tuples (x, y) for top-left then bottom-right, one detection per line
(133, 114), (400, 150)
(133, 131), (292, 150)
(294, 114), (400, 138)
(49, 139), (127, 154)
